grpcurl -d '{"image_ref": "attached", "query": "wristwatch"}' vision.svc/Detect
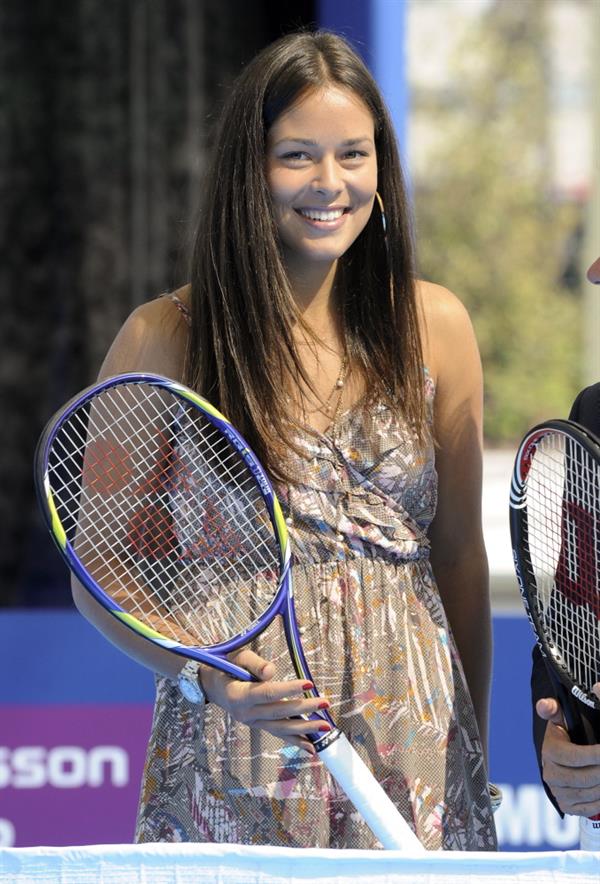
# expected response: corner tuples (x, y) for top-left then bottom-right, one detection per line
(488, 782), (503, 813)
(177, 659), (207, 705)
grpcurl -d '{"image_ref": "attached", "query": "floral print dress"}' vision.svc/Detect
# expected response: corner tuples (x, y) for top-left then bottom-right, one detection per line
(135, 296), (497, 850)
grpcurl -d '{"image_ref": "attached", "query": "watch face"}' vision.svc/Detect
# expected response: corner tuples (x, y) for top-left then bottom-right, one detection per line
(178, 662), (205, 705)
(179, 676), (204, 704)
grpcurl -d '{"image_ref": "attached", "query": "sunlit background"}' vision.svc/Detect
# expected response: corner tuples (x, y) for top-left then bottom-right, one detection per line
(1, 0), (598, 852)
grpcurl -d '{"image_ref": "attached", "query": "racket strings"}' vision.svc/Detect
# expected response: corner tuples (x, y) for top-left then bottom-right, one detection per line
(525, 433), (600, 690)
(47, 383), (282, 647)
(56, 424), (276, 645)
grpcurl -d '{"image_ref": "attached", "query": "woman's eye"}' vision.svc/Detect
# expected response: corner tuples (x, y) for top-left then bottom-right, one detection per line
(277, 148), (369, 163)
(281, 151), (310, 162)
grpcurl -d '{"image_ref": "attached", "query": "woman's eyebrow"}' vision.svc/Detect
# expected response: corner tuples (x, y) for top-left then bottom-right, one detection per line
(271, 136), (374, 147)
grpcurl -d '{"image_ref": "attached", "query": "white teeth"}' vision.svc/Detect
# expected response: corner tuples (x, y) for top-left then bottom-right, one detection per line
(298, 208), (345, 222)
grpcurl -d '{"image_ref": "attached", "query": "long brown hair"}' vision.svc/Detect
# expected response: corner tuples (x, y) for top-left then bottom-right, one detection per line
(186, 30), (426, 480)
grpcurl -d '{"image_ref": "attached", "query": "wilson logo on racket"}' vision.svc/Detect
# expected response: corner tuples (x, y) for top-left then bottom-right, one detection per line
(572, 685), (596, 709)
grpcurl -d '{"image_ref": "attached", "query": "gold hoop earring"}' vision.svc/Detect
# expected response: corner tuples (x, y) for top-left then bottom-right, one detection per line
(375, 192), (387, 236)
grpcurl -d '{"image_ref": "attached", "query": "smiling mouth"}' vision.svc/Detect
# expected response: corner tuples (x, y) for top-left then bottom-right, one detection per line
(295, 208), (349, 222)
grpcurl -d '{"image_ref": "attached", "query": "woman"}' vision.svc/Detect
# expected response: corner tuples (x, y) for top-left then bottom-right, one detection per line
(73, 31), (496, 850)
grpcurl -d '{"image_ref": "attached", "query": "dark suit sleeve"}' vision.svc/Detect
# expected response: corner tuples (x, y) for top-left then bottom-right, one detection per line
(530, 383), (600, 813)
(531, 644), (563, 814)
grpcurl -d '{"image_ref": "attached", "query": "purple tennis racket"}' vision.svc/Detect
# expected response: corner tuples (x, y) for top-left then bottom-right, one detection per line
(35, 372), (423, 851)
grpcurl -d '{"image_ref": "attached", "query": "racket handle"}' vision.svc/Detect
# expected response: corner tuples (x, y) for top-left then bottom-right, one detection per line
(579, 815), (600, 851)
(317, 732), (425, 851)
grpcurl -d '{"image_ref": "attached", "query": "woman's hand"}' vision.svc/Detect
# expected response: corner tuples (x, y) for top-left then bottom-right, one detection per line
(536, 685), (600, 817)
(200, 648), (331, 756)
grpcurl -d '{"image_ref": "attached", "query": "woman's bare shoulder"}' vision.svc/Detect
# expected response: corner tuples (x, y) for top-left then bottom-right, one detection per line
(98, 289), (190, 381)
(415, 280), (474, 381)
(416, 279), (469, 326)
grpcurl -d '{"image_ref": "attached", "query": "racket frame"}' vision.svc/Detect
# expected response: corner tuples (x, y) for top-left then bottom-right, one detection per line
(509, 418), (600, 712)
(35, 373), (318, 688)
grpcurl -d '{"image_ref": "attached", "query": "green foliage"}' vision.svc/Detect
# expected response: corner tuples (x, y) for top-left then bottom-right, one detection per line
(412, 0), (582, 443)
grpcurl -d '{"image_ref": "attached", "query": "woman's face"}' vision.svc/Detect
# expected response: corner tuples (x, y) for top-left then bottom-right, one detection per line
(265, 85), (378, 273)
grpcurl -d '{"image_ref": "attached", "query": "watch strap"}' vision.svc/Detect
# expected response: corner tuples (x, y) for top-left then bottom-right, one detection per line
(177, 659), (207, 705)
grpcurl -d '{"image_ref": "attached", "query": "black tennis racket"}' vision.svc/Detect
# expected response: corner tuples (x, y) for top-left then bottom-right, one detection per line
(35, 372), (423, 851)
(510, 419), (600, 849)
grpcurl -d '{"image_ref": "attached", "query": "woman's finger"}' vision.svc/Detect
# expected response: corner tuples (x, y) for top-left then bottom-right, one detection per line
(229, 647), (277, 681)
(246, 694), (330, 722)
(536, 697), (564, 726)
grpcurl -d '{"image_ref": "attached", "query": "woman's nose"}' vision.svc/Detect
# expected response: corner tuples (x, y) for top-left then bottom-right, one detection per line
(312, 157), (342, 197)
(586, 255), (600, 284)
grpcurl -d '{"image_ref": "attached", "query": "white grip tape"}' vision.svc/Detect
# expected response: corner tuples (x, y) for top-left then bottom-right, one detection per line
(579, 815), (600, 851)
(318, 732), (424, 851)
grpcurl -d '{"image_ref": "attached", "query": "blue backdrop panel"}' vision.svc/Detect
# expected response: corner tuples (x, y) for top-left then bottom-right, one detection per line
(0, 610), (154, 704)
(489, 615), (580, 850)
(318, 0), (408, 152)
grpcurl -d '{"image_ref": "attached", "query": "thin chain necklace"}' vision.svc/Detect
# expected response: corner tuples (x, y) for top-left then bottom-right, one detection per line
(301, 351), (349, 420)
(286, 353), (350, 540)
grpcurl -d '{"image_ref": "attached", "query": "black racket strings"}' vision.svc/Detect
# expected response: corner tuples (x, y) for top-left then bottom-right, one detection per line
(47, 383), (282, 646)
(525, 432), (600, 693)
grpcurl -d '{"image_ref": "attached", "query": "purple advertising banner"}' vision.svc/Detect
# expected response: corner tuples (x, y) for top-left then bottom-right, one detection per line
(0, 705), (153, 847)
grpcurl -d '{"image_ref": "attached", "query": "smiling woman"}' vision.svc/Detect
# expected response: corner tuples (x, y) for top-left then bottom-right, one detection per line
(69, 29), (497, 852)
(266, 87), (378, 277)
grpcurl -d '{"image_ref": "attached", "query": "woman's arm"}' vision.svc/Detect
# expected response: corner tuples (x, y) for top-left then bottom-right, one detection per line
(419, 282), (492, 765)
(72, 295), (190, 674)
(71, 294), (327, 752)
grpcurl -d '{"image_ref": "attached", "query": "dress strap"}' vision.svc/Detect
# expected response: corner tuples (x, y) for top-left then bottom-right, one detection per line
(162, 292), (192, 326)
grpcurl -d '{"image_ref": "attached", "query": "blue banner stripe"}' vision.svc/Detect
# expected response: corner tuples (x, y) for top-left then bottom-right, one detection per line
(0, 611), (155, 703)
(318, 0), (408, 155)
